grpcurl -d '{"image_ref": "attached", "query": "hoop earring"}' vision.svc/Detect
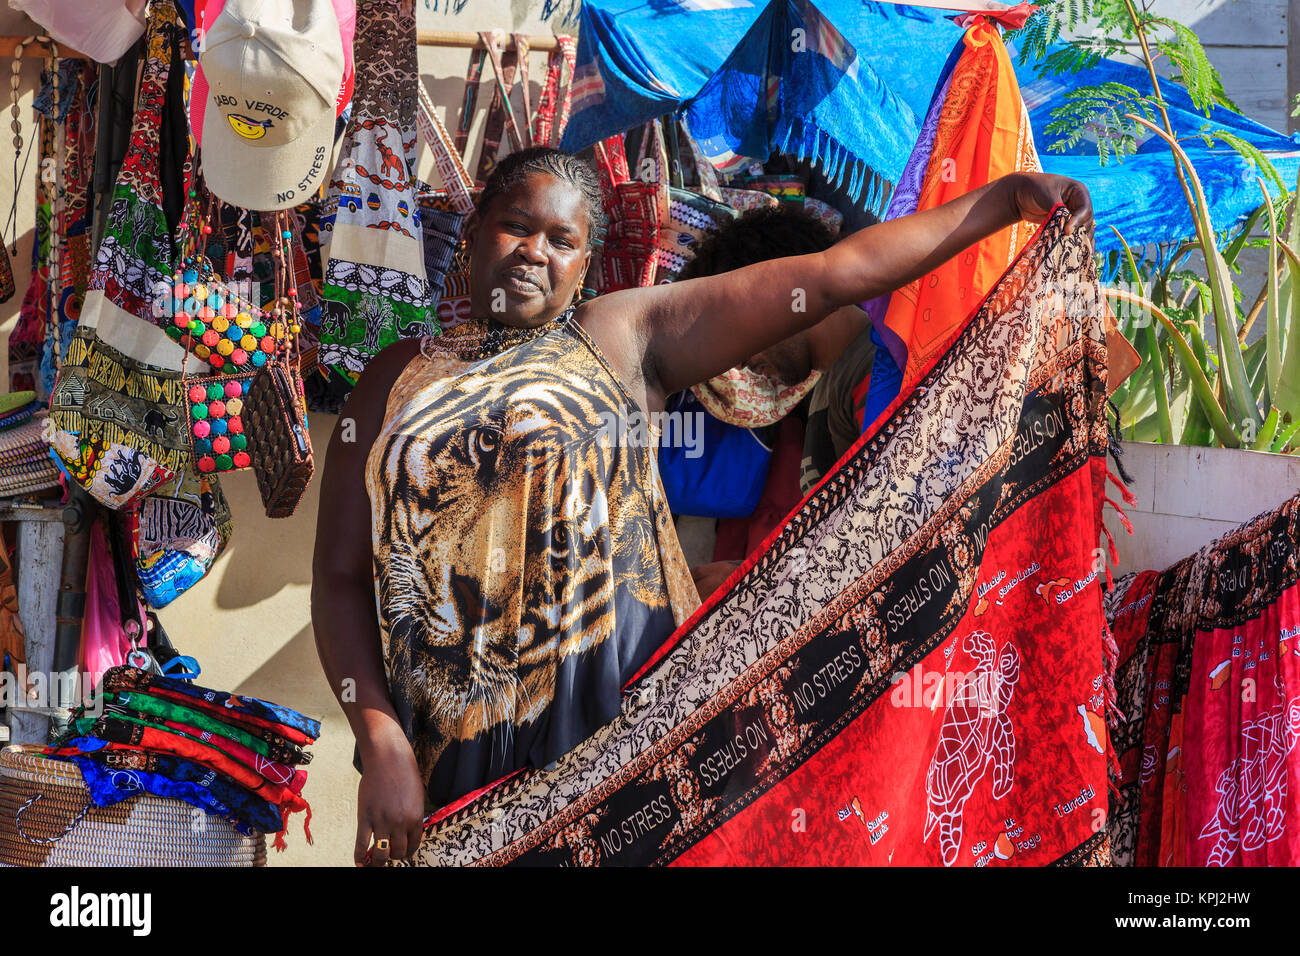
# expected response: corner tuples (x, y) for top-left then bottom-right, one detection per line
(451, 238), (470, 274)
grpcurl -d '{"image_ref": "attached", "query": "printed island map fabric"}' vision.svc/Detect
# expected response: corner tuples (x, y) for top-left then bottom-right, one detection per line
(1107, 492), (1300, 867)
(400, 207), (1115, 867)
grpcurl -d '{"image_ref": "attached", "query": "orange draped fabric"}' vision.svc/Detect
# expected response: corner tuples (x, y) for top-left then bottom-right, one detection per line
(880, 19), (1041, 394)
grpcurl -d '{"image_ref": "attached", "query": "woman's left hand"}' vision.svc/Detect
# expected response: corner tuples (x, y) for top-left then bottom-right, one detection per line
(1006, 172), (1093, 235)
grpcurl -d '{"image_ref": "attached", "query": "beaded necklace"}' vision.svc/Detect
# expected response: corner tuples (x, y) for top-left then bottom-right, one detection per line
(420, 305), (578, 363)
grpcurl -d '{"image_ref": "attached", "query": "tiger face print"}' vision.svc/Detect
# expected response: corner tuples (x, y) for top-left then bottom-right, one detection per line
(368, 325), (693, 784)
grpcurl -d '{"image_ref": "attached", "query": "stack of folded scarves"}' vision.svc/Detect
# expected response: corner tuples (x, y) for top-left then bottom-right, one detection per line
(44, 665), (321, 850)
(0, 392), (61, 498)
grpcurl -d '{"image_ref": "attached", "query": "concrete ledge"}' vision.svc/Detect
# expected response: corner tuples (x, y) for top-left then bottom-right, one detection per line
(1105, 441), (1300, 575)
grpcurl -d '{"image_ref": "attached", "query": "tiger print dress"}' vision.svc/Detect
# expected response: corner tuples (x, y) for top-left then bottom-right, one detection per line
(365, 312), (700, 809)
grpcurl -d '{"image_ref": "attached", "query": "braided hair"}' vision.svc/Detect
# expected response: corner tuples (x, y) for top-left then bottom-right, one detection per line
(476, 147), (607, 248)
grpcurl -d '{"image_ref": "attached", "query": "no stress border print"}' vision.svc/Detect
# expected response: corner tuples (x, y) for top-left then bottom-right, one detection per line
(402, 206), (1115, 867)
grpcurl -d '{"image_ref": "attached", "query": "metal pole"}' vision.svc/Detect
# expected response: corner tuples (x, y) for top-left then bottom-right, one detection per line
(49, 483), (93, 734)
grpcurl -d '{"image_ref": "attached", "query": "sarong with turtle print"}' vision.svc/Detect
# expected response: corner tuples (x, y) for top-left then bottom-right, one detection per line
(402, 206), (1118, 867)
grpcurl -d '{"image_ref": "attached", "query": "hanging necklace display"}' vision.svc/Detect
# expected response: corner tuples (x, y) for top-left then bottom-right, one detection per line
(1, 36), (57, 305)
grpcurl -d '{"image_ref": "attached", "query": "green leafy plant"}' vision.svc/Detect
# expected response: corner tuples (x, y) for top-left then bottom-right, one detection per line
(1011, 0), (1299, 450)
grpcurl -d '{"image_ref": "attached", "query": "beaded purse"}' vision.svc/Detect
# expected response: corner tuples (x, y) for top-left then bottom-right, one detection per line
(170, 179), (278, 475)
(160, 189), (283, 375)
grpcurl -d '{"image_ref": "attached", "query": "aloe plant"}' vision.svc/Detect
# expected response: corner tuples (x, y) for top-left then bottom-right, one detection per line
(1104, 166), (1300, 452)
(1014, 0), (1300, 451)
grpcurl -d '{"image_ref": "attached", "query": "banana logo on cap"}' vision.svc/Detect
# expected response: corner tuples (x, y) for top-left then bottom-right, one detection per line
(227, 113), (273, 140)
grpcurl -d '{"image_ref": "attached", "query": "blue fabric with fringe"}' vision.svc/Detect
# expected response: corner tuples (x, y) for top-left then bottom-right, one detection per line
(560, 0), (962, 216)
(681, 0), (934, 214)
(559, 0), (1300, 253)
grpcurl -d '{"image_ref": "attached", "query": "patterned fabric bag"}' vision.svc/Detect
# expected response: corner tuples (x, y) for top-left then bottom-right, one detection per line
(40, 61), (97, 401)
(48, 0), (203, 509)
(592, 132), (667, 293)
(473, 30), (528, 183)
(131, 469), (233, 610)
(531, 36), (577, 149)
(318, 0), (433, 376)
(7, 70), (57, 397)
(419, 192), (479, 330)
(649, 121), (737, 283)
(415, 81), (480, 330)
(656, 188), (736, 283)
(45, 2), (233, 611)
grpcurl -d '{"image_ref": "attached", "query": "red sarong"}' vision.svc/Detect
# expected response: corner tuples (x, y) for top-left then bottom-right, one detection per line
(1109, 495), (1300, 866)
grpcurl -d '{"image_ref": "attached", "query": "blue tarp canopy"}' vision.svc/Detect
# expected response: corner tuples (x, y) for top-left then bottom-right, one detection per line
(559, 0), (1300, 254)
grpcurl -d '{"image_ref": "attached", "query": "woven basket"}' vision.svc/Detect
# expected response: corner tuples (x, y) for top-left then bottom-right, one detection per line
(0, 746), (266, 867)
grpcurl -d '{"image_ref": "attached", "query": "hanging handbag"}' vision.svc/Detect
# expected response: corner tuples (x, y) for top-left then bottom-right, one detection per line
(531, 36), (577, 149)
(170, 170), (266, 479)
(48, 0), (199, 510)
(657, 391), (772, 519)
(652, 120), (736, 283)
(182, 373), (255, 475)
(128, 467), (234, 610)
(476, 30), (530, 182)
(657, 187), (737, 283)
(244, 213), (314, 519)
(415, 80), (481, 330)
(162, 184), (285, 375)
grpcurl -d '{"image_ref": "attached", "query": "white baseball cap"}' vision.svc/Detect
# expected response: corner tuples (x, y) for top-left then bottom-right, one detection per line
(198, 0), (345, 211)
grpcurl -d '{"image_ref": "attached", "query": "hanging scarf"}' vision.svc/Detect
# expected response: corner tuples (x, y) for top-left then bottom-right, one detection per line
(318, 0), (432, 375)
(692, 365), (821, 429)
(1107, 491), (1300, 867)
(860, 18), (1040, 431)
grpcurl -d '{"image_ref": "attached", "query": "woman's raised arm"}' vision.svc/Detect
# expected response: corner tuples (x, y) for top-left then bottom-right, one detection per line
(630, 172), (1091, 399)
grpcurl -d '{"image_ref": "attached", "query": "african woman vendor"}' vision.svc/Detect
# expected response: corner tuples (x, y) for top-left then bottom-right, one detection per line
(310, 146), (1092, 865)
